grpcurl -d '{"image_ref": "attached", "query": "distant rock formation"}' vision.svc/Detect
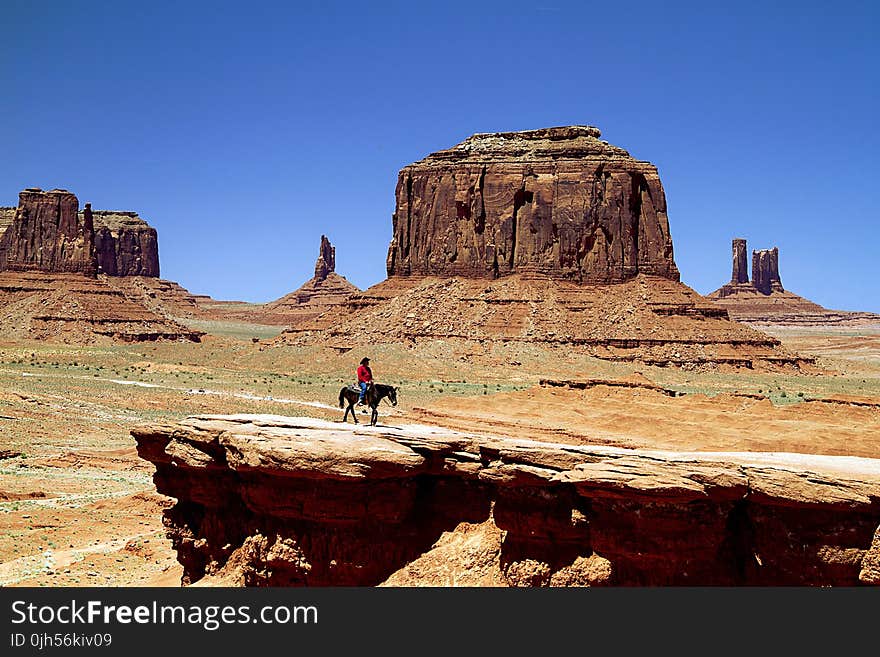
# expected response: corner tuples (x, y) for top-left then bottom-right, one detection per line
(0, 189), (95, 275)
(731, 238), (748, 284)
(0, 188), (201, 342)
(314, 234), (335, 280)
(386, 126), (679, 283)
(91, 209), (160, 277)
(708, 239), (880, 325)
(751, 247), (783, 295)
(0, 188), (160, 278)
(277, 129), (812, 370)
(261, 235), (359, 324)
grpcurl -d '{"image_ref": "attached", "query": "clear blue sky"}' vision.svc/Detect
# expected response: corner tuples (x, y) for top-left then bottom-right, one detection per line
(1, 1), (877, 311)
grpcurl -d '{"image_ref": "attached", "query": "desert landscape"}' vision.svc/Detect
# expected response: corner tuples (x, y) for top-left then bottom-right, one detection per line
(1, 125), (878, 587)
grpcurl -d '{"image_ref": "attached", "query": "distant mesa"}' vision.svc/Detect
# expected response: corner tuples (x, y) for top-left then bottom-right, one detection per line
(707, 239), (880, 326)
(0, 188), (159, 278)
(386, 125), (680, 284)
(0, 187), (201, 343)
(277, 126), (813, 371)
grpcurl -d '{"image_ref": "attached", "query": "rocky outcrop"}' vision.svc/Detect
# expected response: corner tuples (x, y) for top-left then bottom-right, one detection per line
(91, 210), (159, 277)
(386, 126), (679, 283)
(709, 240), (880, 325)
(731, 238), (748, 284)
(0, 270), (202, 343)
(0, 189), (161, 278)
(751, 247), (783, 295)
(134, 414), (880, 586)
(314, 235), (335, 280)
(260, 235), (359, 325)
(0, 189), (202, 342)
(0, 189), (95, 275)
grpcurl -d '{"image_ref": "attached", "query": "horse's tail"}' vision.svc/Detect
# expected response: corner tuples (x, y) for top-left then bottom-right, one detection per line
(338, 387), (346, 408)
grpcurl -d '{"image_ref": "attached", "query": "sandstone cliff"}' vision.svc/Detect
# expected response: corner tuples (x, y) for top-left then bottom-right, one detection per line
(0, 189), (95, 275)
(752, 247), (783, 295)
(90, 209), (160, 277)
(0, 189), (161, 278)
(386, 126), (679, 283)
(134, 414), (880, 586)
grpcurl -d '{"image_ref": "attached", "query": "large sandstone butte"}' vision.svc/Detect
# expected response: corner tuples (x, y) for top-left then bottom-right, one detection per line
(0, 189), (95, 275)
(386, 126), (679, 283)
(134, 414), (880, 586)
(708, 239), (880, 326)
(277, 127), (815, 370)
(0, 188), (200, 342)
(0, 188), (160, 278)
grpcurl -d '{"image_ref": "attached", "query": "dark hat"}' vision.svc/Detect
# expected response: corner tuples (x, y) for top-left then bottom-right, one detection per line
(360, 357), (371, 365)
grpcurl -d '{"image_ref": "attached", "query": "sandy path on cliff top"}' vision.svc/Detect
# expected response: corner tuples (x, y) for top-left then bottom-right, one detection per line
(409, 380), (880, 460)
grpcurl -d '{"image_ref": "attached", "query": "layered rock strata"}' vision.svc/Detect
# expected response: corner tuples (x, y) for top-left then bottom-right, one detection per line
(134, 414), (880, 586)
(278, 274), (811, 370)
(386, 126), (679, 283)
(0, 271), (202, 342)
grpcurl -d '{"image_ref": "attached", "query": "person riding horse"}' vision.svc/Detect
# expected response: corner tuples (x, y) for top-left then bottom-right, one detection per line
(356, 357), (372, 406)
(338, 379), (398, 426)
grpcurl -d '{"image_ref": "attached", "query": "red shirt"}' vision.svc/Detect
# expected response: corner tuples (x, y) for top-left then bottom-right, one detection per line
(357, 365), (373, 383)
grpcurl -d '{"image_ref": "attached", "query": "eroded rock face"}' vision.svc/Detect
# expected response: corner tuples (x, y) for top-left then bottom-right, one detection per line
(0, 189), (95, 275)
(314, 234), (335, 280)
(386, 126), (680, 283)
(91, 210), (160, 277)
(134, 414), (880, 586)
(752, 247), (783, 295)
(731, 238), (748, 284)
(0, 189), (160, 278)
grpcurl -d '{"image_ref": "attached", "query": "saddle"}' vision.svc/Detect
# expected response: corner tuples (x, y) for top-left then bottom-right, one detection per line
(346, 384), (361, 395)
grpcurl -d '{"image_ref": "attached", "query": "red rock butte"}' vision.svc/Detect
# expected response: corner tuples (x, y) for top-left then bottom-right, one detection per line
(278, 127), (813, 370)
(0, 188), (160, 278)
(0, 188), (202, 343)
(708, 239), (880, 326)
(386, 125), (679, 283)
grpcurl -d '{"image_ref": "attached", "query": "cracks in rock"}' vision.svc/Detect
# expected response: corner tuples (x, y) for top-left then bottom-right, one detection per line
(511, 184), (534, 270)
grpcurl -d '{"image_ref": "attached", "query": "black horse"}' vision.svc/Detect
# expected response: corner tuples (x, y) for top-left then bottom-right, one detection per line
(338, 382), (398, 426)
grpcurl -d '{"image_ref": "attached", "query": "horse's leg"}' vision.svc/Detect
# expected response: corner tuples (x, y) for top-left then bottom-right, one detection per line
(350, 402), (358, 424)
(371, 405), (377, 426)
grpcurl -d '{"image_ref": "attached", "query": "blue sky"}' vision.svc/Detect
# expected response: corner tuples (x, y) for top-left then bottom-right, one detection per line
(1, 1), (877, 311)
